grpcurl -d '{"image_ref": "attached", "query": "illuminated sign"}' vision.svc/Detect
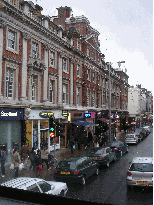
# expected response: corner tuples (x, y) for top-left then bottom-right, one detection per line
(39, 112), (54, 118)
(63, 111), (68, 117)
(0, 108), (24, 120)
(85, 113), (91, 118)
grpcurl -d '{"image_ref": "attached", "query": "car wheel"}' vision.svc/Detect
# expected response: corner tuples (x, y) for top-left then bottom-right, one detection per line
(120, 150), (123, 157)
(107, 160), (110, 168)
(81, 176), (86, 185)
(95, 168), (99, 175)
(59, 190), (65, 197)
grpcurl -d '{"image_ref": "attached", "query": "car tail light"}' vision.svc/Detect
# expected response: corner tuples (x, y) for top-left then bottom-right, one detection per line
(74, 170), (79, 175)
(114, 148), (118, 151)
(127, 171), (132, 176)
(54, 169), (57, 174)
(134, 138), (136, 140)
(99, 157), (104, 159)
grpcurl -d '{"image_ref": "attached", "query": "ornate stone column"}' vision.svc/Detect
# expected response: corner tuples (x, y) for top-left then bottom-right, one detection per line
(43, 44), (49, 102)
(20, 32), (30, 102)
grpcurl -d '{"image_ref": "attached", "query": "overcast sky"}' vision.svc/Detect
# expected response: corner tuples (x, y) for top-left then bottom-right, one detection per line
(32, 0), (153, 93)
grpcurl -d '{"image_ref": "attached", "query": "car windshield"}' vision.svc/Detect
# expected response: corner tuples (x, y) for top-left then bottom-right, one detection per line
(58, 161), (76, 170)
(130, 163), (153, 172)
(90, 148), (106, 155)
(107, 142), (119, 146)
(126, 135), (134, 138)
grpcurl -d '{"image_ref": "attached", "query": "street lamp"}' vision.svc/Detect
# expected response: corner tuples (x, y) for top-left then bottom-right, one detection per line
(105, 62), (111, 141)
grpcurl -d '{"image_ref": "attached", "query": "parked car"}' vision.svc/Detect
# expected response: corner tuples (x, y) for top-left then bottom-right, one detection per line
(87, 147), (117, 167)
(133, 130), (142, 142)
(143, 126), (151, 135)
(127, 157), (153, 190)
(106, 141), (129, 157)
(1, 177), (68, 196)
(125, 134), (138, 144)
(54, 156), (99, 185)
(135, 128), (146, 139)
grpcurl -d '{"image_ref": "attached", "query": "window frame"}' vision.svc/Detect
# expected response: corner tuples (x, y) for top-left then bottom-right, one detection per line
(31, 75), (38, 102)
(6, 26), (19, 54)
(62, 57), (69, 73)
(62, 83), (69, 104)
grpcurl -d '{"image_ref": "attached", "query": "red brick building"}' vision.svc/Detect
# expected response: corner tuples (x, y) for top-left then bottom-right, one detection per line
(0, 0), (129, 160)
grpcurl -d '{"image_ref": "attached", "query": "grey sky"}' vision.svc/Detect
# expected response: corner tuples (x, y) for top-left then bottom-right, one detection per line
(32, 0), (153, 93)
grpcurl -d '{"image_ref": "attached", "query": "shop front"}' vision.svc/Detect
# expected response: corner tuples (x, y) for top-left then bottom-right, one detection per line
(26, 110), (63, 152)
(0, 108), (24, 163)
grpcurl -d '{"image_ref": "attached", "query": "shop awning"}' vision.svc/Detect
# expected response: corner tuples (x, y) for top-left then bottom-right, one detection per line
(73, 121), (99, 126)
(99, 118), (109, 123)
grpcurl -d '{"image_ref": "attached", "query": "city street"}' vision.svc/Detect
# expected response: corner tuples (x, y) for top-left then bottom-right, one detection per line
(65, 131), (153, 205)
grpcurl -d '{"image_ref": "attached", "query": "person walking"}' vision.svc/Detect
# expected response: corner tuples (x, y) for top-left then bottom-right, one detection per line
(34, 149), (42, 177)
(12, 148), (21, 178)
(0, 147), (6, 177)
(88, 131), (93, 146)
(77, 135), (81, 150)
(99, 135), (103, 147)
(70, 137), (74, 154)
(20, 143), (30, 170)
(29, 147), (36, 171)
(41, 146), (50, 170)
(83, 135), (88, 151)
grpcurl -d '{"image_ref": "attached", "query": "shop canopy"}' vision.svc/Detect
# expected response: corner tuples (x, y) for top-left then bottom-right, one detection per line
(73, 121), (99, 126)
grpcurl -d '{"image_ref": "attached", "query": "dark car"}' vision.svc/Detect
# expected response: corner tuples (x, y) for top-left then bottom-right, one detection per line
(54, 156), (99, 185)
(135, 128), (144, 141)
(106, 141), (129, 157)
(87, 147), (117, 167)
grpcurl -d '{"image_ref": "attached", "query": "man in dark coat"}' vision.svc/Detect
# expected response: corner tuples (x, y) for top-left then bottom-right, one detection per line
(70, 138), (74, 154)
(88, 131), (93, 146)
(0, 147), (6, 177)
(77, 135), (81, 150)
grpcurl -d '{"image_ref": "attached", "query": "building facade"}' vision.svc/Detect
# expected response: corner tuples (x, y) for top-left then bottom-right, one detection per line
(0, 0), (129, 162)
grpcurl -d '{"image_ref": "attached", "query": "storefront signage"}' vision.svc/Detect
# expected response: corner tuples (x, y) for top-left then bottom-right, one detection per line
(39, 112), (54, 118)
(85, 113), (91, 118)
(62, 111), (69, 117)
(0, 108), (24, 120)
(84, 113), (95, 118)
(74, 113), (82, 117)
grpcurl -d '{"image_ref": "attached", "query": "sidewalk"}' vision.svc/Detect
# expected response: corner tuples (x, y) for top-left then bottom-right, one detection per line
(0, 145), (91, 184)
(0, 133), (126, 184)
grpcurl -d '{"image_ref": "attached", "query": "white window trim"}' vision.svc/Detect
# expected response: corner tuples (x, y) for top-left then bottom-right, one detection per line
(76, 85), (82, 106)
(28, 70), (41, 103)
(62, 57), (69, 73)
(76, 64), (81, 78)
(49, 50), (57, 69)
(31, 39), (41, 59)
(4, 61), (18, 101)
(62, 81), (69, 104)
(6, 26), (20, 54)
(87, 68), (91, 81)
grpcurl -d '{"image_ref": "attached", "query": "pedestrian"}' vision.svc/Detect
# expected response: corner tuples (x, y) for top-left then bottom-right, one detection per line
(83, 135), (88, 150)
(20, 143), (30, 170)
(0, 147), (6, 177)
(12, 148), (21, 178)
(70, 137), (74, 154)
(88, 131), (93, 146)
(99, 135), (103, 147)
(34, 149), (42, 177)
(77, 135), (81, 150)
(41, 146), (50, 170)
(29, 147), (36, 171)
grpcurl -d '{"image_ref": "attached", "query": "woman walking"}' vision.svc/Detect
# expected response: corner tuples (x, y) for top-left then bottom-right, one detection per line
(12, 148), (21, 178)
(34, 149), (42, 177)
(29, 147), (36, 171)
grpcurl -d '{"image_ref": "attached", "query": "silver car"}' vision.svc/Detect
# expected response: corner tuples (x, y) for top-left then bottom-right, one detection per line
(125, 134), (138, 144)
(127, 157), (153, 190)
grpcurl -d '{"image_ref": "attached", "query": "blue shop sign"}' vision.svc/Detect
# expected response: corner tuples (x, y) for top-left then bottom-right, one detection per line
(39, 111), (54, 118)
(0, 108), (24, 120)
